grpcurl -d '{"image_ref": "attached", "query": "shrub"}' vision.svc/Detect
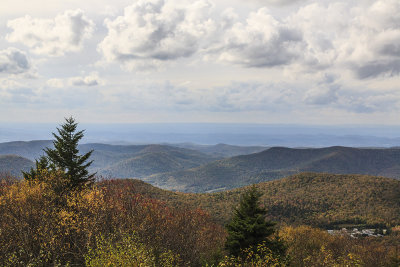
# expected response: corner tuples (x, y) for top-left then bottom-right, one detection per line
(218, 241), (288, 267)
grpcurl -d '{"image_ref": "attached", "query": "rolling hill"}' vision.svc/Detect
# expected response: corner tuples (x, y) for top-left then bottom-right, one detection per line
(0, 141), (219, 178)
(100, 173), (400, 228)
(94, 144), (218, 178)
(0, 155), (34, 177)
(147, 146), (400, 192)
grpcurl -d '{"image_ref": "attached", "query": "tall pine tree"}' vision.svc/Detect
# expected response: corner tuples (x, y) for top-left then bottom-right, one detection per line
(44, 117), (94, 189)
(225, 185), (282, 257)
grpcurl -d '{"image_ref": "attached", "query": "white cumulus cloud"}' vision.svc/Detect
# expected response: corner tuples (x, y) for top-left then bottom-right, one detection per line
(6, 9), (95, 57)
(98, 0), (216, 70)
(216, 7), (303, 68)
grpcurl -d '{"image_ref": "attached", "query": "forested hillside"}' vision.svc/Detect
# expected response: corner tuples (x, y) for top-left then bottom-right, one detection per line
(149, 146), (400, 192)
(84, 144), (218, 178)
(1, 171), (400, 266)
(108, 173), (400, 228)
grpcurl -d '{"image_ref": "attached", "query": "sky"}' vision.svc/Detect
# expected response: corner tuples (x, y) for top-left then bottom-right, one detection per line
(1, 0), (400, 125)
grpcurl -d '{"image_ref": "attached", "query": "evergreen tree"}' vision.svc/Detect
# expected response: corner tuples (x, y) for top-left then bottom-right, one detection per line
(22, 155), (50, 181)
(225, 185), (282, 257)
(44, 117), (94, 189)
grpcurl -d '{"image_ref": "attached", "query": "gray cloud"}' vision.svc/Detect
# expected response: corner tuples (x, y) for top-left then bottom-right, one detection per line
(355, 61), (400, 79)
(304, 84), (339, 105)
(0, 48), (31, 74)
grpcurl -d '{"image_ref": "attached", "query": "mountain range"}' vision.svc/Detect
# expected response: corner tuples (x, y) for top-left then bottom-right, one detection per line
(1, 140), (400, 193)
(147, 146), (400, 192)
(0, 141), (258, 179)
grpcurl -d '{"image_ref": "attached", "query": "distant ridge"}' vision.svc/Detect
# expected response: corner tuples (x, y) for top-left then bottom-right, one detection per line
(0, 155), (34, 178)
(0, 141), (219, 178)
(172, 143), (266, 157)
(148, 146), (400, 192)
(0, 140), (52, 160)
(93, 144), (217, 178)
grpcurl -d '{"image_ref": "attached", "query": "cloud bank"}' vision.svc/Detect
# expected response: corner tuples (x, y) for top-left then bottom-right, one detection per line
(2, 0), (400, 124)
(96, 0), (400, 80)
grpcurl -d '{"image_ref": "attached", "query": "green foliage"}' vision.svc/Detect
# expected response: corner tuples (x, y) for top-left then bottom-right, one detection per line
(218, 241), (288, 267)
(85, 233), (180, 267)
(225, 186), (284, 258)
(44, 117), (94, 190)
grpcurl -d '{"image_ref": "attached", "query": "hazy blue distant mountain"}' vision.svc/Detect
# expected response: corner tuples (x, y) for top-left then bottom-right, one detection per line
(0, 155), (34, 178)
(147, 146), (400, 192)
(171, 143), (267, 157)
(0, 140), (52, 160)
(0, 141), (219, 178)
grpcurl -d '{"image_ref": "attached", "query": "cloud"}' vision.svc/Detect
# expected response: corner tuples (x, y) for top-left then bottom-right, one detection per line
(304, 84), (339, 105)
(6, 9), (95, 56)
(216, 8), (302, 68)
(98, 0), (216, 70)
(0, 47), (31, 75)
(46, 73), (105, 88)
(96, 0), (400, 79)
(69, 72), (104, 86)
(212, 1), (400, 79)
(251, 0), (302, 6)
(46, 78), (64, 88)
(290, 1), (400, 78)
